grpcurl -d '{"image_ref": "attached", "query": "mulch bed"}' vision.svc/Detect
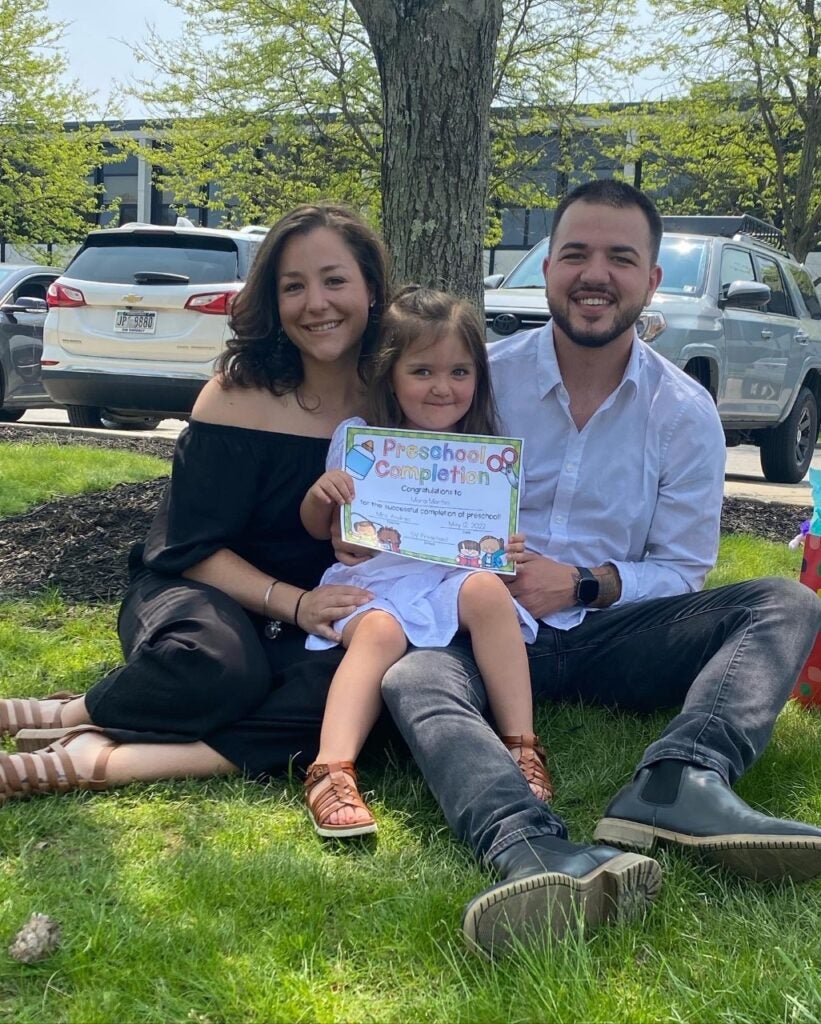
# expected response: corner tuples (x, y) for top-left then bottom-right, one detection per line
(0, 426), (811, 605)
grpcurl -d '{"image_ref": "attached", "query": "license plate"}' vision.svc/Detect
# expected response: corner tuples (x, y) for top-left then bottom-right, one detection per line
(114, 310), (157, 334)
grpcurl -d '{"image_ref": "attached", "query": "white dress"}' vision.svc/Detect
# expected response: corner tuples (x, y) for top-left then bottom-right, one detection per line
(305, 418), (539, 651)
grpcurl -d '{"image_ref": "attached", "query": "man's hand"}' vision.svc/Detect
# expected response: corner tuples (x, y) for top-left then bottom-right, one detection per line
(330, 517), (376, 567)
(307, 469), (355, 506)
(505, 551), (576, 618)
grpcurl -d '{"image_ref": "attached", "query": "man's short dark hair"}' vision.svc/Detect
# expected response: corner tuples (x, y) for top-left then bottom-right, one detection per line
(549, 180), (663, 264)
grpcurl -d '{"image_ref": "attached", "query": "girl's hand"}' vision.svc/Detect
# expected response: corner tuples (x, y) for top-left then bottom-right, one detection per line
(506, 533), (527, 563)
(308, 470), (355, 506)
(296, 583), (373, 642)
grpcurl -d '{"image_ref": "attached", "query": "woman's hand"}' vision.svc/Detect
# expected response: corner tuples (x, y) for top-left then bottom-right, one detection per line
(308, 470), (355, 506)
(296, 583), (374, 643)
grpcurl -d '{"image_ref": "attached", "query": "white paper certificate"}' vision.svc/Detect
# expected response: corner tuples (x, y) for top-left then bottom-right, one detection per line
(340, 426), (524, 575)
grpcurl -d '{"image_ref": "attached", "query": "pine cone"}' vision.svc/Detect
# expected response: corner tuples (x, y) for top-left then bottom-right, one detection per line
(8, 914), (61, 964)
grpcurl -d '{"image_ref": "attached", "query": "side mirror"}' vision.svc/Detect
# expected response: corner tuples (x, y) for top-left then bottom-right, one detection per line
(719, 280), (771, 310)
(2, 297), (48, 313)
(484, 273), (505, 290)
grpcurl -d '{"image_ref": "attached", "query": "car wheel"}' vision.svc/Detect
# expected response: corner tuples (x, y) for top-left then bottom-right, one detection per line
(759, 386), (818, 484)
(0, 406), (25, 421)
(102, 412), (161, 431)
(66, 405), (105, 428)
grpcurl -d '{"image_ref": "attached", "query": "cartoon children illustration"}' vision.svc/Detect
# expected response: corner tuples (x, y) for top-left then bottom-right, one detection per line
(299, 285), (551, 839)
(351, 519), (379, 547)
(377, 526), (402, 552)
(480, 535), (507, 570)
(456, 539), (481, 567)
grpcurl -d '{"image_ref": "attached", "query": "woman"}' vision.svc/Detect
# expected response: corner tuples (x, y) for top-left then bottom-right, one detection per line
(0, 202), (390, 801)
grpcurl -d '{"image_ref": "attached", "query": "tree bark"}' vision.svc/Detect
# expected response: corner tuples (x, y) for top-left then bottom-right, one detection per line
(351, 0), (503, 308)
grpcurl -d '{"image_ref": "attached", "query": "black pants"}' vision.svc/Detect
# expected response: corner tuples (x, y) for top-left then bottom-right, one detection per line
(85, 567), (400, 777)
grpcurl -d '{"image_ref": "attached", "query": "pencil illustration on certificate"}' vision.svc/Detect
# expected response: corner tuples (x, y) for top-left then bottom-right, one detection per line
(342, 425), (524, 575)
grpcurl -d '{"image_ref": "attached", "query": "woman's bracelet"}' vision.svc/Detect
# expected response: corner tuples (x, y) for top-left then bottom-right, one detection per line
(262, 579), (282, 617)
(293, 591), (307, 630)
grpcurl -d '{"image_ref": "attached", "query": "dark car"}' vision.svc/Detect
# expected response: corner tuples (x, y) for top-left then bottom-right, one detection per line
(0, 264), (63, 421)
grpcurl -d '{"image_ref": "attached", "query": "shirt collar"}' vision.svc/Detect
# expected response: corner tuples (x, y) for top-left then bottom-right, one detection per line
(536, 321), (644, 400)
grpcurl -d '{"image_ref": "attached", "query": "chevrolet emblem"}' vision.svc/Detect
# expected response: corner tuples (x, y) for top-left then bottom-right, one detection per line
(122, 293), (142, 304)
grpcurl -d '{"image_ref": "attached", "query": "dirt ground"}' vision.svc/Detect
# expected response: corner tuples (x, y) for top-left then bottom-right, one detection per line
(0, 425), (811, 605)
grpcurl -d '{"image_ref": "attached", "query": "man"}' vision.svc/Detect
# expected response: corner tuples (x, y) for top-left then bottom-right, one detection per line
(379, 180), (821, 956)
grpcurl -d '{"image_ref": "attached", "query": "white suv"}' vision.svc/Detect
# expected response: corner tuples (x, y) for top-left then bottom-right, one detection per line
(42, 221), (264, 428)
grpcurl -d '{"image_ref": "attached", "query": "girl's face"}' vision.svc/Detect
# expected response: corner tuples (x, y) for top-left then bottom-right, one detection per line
(391, 329), (476, 432)
(276, 226), (372, 369)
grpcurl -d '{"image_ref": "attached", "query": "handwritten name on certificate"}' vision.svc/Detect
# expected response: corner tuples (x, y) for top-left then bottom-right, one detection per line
(340, 426), (524, 575)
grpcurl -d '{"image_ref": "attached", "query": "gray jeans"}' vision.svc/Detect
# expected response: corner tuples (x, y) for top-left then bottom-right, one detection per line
(380, 578), (821, 864)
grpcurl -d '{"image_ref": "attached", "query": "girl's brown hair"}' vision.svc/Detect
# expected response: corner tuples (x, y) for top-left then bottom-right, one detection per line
(217, 203), (390, 396)
(367, 285), (500, 435)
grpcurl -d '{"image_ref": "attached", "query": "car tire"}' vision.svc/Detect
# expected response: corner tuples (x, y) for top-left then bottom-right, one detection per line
(66, 405), (105, 428)
(0, 406), (25, 421)
(759, 386), (818, 484)
(103, 413), (161, 431)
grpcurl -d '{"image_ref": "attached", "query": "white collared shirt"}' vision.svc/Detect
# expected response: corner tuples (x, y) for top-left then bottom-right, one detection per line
(489, 322), (726, 630)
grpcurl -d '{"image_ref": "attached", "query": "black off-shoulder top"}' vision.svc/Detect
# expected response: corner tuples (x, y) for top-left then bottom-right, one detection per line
(139, 420), (334, 591)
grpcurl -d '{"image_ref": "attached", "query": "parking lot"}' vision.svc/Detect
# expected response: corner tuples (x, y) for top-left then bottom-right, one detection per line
(12, 408), (821, 508)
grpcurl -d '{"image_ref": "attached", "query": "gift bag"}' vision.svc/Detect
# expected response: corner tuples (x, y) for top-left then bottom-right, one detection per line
(794, 532), (821, 706)
(793, 468), (821, 707)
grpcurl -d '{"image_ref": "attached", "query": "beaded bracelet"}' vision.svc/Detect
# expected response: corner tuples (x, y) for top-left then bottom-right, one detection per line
(262, 578), (281, 617)
(293, 591), (307, 630)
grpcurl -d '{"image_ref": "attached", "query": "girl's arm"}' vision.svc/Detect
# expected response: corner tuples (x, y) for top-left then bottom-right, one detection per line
(300, 470), (356, 540)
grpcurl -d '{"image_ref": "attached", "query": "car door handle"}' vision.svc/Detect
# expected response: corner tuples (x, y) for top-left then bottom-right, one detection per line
(795, 330), (809, 344)
(760, 330), (772, 339)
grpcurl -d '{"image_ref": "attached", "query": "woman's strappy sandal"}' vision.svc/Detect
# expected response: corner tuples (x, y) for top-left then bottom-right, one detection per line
(0, 727), (115, 806)
(502, 733), (555, 803)
(0, 691), (82, 743)
(304, 761), (377, 838)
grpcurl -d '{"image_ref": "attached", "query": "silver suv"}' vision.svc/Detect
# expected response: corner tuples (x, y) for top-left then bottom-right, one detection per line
(485, 215), (821, 483)
(41, 221), (264, 428)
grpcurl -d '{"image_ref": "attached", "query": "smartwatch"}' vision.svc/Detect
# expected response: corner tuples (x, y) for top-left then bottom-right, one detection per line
(574, 566), (599, 606)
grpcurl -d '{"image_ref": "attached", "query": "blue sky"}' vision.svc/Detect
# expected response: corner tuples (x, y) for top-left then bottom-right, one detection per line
(49, 0), (186, 116)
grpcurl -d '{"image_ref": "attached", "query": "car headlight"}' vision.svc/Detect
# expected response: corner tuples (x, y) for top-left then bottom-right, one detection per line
(638, 310), (666, 343)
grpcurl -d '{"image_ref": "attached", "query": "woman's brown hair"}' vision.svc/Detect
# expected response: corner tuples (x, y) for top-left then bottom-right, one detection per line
(217, 203), (390, 397)
(367, 285), (500, 435)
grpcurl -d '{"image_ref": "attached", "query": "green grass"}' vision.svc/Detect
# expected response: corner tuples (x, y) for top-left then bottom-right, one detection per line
(0, 442), (169, 517)
(0, 533), (820, 1021)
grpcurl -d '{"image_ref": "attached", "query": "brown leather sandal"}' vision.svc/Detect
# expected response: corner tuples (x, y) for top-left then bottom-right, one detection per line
(0, 691), (82, 739)
(0, 727), (115, 805)
(502, 733), (554, 803)
(304, 761), (377, 838)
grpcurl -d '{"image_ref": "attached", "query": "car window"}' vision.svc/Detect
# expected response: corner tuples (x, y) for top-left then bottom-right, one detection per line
(503, 238), (549, 288)
(656, 238), (708, 295)
(754, 254), (793, 317)
(66, 234), (241, 285)
(786, 264), (821, 319)
(720, 247), (756, 292)
(13, 276), (55, 302)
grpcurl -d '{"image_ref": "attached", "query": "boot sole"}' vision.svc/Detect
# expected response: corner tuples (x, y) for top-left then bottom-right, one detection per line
(461, 852), (661, 957)
(594, 817), (821, 882)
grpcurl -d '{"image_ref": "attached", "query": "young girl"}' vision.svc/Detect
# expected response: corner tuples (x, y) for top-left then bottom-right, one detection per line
(299, 286), (552, 837)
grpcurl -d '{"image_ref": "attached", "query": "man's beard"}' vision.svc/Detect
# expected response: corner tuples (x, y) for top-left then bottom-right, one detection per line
(548, 294), (645, 349)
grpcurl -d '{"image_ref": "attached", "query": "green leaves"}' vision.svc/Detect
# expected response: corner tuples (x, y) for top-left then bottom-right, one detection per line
(0, 0), (112, 253)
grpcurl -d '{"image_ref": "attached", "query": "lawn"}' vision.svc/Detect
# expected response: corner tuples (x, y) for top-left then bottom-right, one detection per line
(0, 445), (819, 1023)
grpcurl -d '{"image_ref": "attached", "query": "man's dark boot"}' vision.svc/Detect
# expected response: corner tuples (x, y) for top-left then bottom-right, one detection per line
(461, 835), (661, 957)
(594, 759), (821, 882)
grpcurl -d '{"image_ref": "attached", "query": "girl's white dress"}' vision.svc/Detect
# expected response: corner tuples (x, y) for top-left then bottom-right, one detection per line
(305, 418), (539, 651)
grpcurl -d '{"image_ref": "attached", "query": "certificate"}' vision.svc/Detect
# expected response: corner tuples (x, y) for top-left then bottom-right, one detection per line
(340, 425), (523, 575)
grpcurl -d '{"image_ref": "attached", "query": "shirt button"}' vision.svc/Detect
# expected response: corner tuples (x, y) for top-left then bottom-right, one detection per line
(565, 463), (575, 472)
(555, 515), (564, 523)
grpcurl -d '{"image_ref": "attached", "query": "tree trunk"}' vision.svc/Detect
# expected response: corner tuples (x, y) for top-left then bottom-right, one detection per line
(351, 0), (503, 308)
